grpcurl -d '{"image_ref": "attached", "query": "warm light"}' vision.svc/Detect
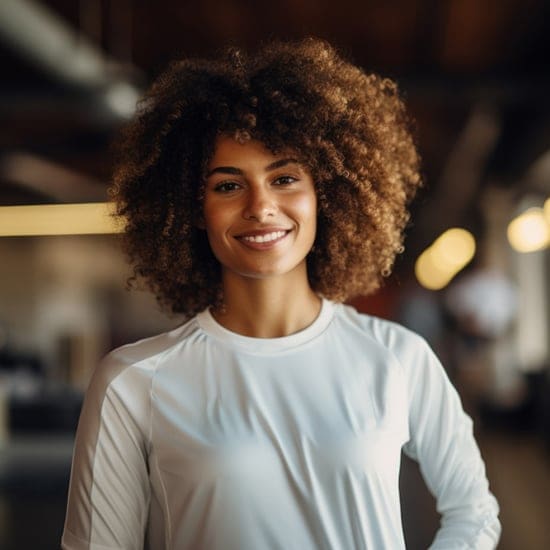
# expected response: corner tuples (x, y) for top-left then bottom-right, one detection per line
(0, 203), (124, 237)
(544, 197), (550, 224)
(507, 207), (550, 253)
(415, 227), (476, 290)
(415, 248), (453, 290)
(431, 228), (476, 269)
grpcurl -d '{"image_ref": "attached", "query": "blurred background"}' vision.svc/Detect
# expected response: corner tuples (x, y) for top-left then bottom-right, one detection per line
(0, 0), (549, 548)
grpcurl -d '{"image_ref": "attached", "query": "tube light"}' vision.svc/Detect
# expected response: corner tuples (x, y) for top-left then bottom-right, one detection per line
(0, 202), (124, 237)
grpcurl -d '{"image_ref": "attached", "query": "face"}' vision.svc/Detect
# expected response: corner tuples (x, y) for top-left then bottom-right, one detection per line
(202, 136), (317, 282)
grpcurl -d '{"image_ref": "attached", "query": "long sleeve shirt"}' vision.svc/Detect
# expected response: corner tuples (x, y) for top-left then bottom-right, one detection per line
(62, 299), (501, 549)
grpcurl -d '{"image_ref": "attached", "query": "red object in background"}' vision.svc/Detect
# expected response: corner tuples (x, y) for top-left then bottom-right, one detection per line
(349, 282), (400, 321)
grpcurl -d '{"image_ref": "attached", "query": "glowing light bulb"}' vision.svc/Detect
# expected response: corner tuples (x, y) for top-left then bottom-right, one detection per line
(432, 228), (476, 270)
(507, 207), (550, 253)
(415, 248), (453, 290)
(415, 227), (476, 290)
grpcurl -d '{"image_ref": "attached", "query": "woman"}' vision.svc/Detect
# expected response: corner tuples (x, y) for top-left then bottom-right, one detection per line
(62, 38), (501, 549)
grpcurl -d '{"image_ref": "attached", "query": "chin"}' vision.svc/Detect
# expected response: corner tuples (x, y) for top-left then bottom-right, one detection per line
(225, 260), (306, 281)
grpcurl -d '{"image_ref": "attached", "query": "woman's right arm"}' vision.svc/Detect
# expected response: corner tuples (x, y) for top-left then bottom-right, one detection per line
(62, 352), (152, 550)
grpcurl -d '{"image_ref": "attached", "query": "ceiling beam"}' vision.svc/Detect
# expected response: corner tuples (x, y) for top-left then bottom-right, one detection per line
(0, 0), (143, 121)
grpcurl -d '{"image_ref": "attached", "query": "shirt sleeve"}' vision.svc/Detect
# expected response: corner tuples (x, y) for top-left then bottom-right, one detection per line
(400, 334), (501, 549)
(61, 353), (152, 550)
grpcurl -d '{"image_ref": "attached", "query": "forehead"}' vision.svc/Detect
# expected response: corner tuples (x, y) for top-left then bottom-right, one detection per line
(208, 135), (295, 169)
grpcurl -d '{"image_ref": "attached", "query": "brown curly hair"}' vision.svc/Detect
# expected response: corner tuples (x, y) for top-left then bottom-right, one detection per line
(110, 37), (421, 317)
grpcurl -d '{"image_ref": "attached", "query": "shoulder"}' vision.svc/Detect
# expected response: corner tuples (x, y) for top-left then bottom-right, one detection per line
(333, 301), (430, 356)
(73, 316), (205, 453)
(88, 315), (202, 399)
(333, 303), (452, 414)
(331, 302), (440, 384)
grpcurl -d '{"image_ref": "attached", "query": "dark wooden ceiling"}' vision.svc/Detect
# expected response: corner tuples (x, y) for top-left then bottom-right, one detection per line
(1, 0), (550, 255)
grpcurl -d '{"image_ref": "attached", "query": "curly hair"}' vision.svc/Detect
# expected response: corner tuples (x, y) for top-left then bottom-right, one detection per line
(110, 37), (421, 317)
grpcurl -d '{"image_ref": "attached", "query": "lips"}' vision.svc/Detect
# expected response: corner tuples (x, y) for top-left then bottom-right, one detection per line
(240, 230), (287, 243)
(234, 228), (291, 248)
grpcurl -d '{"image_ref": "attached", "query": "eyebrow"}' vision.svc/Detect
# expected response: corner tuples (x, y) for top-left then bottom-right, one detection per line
(206, 158), (299, 178)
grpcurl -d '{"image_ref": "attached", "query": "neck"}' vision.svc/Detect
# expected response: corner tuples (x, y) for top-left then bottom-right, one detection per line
(212, 267), (322, 338)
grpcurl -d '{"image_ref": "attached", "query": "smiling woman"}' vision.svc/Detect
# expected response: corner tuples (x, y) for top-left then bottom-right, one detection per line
(202, 137), (319, 336)
(205, 138), (316, 274)
(108, 38), (422, 317)
(61, 38), (501, 549)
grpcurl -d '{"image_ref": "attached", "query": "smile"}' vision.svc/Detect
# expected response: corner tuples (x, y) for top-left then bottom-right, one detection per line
(240, 230), (288, 243)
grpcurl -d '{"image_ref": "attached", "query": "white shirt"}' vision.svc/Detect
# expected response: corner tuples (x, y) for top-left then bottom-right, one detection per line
(62, 299), (500, 549)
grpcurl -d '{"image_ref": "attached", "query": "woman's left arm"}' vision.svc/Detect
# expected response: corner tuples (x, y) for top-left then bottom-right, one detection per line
(399, 334), (501, 549)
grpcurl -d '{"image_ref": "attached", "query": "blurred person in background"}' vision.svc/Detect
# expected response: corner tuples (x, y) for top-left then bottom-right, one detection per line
(61, 38), (500, 549)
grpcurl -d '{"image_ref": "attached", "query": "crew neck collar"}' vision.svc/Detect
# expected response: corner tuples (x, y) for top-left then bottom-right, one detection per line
(196, 298), (336, 354)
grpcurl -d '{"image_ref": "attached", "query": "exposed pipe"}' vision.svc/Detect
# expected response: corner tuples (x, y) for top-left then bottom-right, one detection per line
(0, 0), (143, 120)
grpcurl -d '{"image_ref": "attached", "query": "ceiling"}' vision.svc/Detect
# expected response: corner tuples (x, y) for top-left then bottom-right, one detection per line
(1, 0), (550, 256)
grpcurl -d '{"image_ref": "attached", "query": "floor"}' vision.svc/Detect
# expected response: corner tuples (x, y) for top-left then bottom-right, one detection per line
(481, 431), (550, 550)
(0, 431), (548, 549)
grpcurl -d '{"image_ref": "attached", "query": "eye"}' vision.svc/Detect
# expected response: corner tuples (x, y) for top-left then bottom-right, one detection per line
(272, 175), (297, 186)
(213, 181), (241, 193)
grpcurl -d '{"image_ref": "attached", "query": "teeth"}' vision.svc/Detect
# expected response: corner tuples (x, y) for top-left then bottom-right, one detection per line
(241, 231), (286, 243)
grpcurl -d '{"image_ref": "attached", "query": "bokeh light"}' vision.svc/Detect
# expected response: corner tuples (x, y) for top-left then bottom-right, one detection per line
(507, 207), (550, 253)
(415, 228), (476, 290)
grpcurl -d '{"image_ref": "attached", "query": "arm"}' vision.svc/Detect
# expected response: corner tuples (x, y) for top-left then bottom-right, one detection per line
(62, 353), (151, 550)
(400, 336), (501, 549)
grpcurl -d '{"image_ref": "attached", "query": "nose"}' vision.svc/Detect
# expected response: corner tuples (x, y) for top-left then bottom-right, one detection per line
(242, 186), (277, 222)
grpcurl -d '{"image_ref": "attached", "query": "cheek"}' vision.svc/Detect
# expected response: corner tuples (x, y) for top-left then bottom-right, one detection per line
(202, 205), (228, 257)
(203, 200), (228, 234)
(293, 193), (317, 234)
